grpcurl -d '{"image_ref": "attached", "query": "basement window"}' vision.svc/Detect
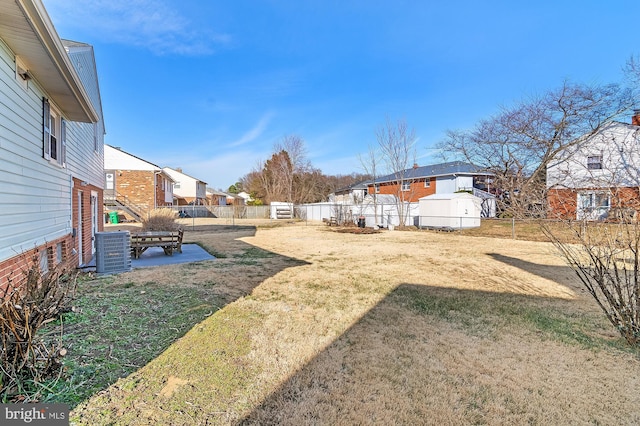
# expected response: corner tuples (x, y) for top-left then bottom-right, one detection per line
(39, 249), (49, 275)
(56, 242), (64, 264)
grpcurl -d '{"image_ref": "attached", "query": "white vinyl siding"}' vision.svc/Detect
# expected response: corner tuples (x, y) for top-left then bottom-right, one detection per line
(435, 176), (455, 193)
(0, 38), (73, 263)
(64, 44), (104, 188)
(547, 122), (640, 190)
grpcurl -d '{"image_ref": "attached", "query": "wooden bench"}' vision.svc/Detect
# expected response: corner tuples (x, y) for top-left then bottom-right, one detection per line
(130, 229), (184, 259)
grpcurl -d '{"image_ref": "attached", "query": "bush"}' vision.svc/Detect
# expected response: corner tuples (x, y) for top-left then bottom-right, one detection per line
(0, 258), (77, 401)
(542, 220), (640, 346)
(142, 208), (179, 231)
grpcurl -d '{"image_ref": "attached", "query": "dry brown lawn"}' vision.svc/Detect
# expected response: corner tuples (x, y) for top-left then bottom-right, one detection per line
(72, 221), (640, 425)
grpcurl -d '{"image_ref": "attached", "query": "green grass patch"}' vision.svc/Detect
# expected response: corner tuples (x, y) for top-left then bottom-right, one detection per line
(39, 276), (223, 407)
(235, 247), (277, 259)
(395, 286), (635, 351)
(71, 305), (263, 425)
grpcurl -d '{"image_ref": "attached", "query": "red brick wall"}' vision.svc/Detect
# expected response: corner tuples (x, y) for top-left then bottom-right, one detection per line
(115, 170), (156, 211)
(0, 235), (75, 295)
(72, 178), (104, 265)
(368, 178), (436, 202)
(547, 188), (578, 219)
(0, 181), (104, 294)
(548, 187), (640, 220)
(115, 170), (171, 211)
(155, 176), (170, 207)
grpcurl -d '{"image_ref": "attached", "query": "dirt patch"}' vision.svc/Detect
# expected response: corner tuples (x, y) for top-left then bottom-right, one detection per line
(158, 376), (188, 398)
(332, 226), (382, 234)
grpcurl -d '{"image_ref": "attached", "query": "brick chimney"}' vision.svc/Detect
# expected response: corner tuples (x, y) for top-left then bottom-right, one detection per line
(633, 110), (640, 126)
(413, 163), (419, 169)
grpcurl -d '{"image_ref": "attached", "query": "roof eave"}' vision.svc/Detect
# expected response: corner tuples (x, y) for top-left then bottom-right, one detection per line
(2, 0), (98, 122)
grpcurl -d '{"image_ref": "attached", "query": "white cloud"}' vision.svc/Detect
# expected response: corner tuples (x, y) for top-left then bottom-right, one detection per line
(43, 0), (230, 55)
(227, 112), (275, 147)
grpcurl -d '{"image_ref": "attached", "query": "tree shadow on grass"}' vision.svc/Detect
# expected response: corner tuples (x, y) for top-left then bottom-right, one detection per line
(240, 283), (628, 425)
(42, 225), (309, 408)
(487, 252), (585, 294)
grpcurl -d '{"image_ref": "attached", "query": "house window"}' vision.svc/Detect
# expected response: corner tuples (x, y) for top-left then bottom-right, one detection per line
(424, 179), (431, 188)
(43, 99), (66, 167)
(401, 181), (411, 191)
(374, 184), (380, 194)
(587, 155), (602, 170)
(577, 191), (610, 220)
(579, 192), (609, 209)
(174, 181), (181, 189)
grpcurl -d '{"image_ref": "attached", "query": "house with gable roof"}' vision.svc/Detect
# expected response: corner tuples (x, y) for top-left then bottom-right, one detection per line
(547, 112), (640, 221)
(104, 144), (174, 221)
(365, 161), (494, 202)
(0, 0), (105, 285)
(162, 167), (207, 206)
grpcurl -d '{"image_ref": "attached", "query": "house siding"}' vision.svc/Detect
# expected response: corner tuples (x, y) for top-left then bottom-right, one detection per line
(367, 177), (438, 202)
(0, 234), (75, 294)
(0, 13), (104, 290)
(64, 43), (104, 188)
(547, 121), (640, 219)
(163, 167), (207, 204)
(0, 37), (73, 265)
(548, 187), (640, 220)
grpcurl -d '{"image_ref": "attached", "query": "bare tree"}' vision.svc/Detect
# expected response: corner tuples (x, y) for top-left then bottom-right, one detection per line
(376, 118), (417, 226)
(440, 81), (634, 218)
(358, 144), (380, 225)
(542, 109), (640, 346)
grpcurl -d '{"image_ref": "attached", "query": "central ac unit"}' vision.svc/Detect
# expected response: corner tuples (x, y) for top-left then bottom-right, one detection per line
(95, 231), (131, 274)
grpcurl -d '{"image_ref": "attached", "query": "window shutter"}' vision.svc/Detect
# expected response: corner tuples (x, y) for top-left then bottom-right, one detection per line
(43, 98), (51, 160)
(61, 118), (67, 167)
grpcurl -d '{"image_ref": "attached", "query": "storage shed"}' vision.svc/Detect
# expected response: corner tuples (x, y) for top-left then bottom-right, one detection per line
(418, 193), (482, 229)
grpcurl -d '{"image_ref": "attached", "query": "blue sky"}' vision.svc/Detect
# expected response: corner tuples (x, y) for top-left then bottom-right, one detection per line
(43, 0), (638, 190)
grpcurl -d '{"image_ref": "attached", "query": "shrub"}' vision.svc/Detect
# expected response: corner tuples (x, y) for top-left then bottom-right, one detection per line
(0, 257), (77, 402)
(142, 208), (179, 231)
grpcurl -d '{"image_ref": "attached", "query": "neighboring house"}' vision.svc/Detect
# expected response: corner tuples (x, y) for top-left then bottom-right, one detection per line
(236, 191), (253, 205)
(365, 161), (494, 202)
(0, 0), (105, 286)
(207, 188), (228, 206)
(329, 181), (369, 204)
(104, 144), (174, 220)
(162, 167), (207, 205)
(547, 113), (640, 221)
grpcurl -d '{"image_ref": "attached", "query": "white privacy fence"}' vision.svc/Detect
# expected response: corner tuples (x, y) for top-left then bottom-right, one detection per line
(149, 198), (491, 229)
(168, 205), (270, 219)
(293, 202), (420, 227)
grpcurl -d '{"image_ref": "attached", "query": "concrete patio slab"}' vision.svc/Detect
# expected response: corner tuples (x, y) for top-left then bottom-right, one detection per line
(131, 243), (215, 268)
